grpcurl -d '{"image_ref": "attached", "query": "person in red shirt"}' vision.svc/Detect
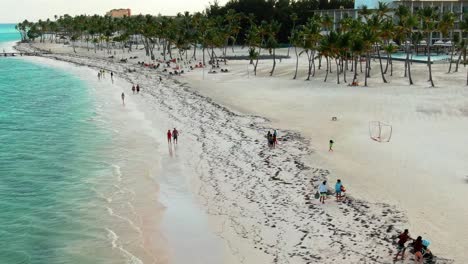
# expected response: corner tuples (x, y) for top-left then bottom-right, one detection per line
(413, 236), (424, 263)
(394, 229), (413, 261)
(167, 130), (172, 143)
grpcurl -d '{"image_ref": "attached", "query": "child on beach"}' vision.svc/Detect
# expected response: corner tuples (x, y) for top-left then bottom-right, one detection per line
(329, 140), (334, 152)
(172, 128), (179, 144)
(318, 181), (328, 204)
(335, 179), (343, 201)
(273, 130), (278, 146)
(167, 130), (172, 143)
(394, 229), (413, 261)
(121, 92), (125, 105)
(413, 236), (424, 263)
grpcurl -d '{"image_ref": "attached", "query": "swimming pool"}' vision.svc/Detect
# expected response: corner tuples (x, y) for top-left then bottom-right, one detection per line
(377, 52), (451, 63)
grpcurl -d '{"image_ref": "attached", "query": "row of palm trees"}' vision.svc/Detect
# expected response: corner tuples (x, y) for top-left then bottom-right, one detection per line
(16, 3), (468, 86)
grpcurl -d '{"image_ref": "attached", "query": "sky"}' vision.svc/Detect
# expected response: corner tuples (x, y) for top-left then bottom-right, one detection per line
(1, 0), (229, 23)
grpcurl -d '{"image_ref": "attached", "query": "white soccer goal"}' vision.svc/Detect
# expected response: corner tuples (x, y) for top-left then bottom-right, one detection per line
(369, 121), (392, 142)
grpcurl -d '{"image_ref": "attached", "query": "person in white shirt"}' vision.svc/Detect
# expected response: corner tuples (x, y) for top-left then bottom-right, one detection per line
(318, 181), (328, 204)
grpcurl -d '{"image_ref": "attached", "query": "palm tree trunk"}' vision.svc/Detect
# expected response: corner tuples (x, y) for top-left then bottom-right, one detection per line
(293, 47), (299, 79)
(312, 51), (316, 77)
(270, 48), (276, 76)
(344, 58), (347, 83)
(254, 47), (261, 76)
(427, 38), (434, 87)
(448, 41), (455, 73)
(455, 50), (463, 72)
(390, 55), (393, 76)
(406, 50), (414, 85)
(306, 51), (312, 80)
(324, 56), (329, 82)
(365, 53), (369, 86)
(192, 44), (197, 60)
(384, 53), (389, 74)
(336, 59), (340, 84)
(377, 49), (387, 83)
(353, 56), (358, 83)
(202, 48), (206, 65)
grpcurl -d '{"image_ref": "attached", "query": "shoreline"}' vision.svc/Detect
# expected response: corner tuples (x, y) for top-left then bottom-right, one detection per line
(15, 41), (455, 263)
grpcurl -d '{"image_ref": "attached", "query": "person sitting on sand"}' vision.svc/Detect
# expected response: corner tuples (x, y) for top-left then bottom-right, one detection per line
(318, 181), (328, 204)
(172, 128), (179, 144)
(329, 140), (334, 152)
(394, 229), (413, 261)
(132, 85), (136, 94)
(167, 130), (172, 143)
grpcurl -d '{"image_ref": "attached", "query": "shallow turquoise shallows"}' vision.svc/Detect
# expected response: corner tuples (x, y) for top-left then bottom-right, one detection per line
(0, 24), (115, 264)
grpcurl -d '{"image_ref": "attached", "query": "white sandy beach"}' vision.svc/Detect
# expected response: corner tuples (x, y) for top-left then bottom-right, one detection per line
(14, 41), (466, 263)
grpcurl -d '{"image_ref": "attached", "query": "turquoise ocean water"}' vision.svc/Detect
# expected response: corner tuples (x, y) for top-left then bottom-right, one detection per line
(0, 24), (128, 263)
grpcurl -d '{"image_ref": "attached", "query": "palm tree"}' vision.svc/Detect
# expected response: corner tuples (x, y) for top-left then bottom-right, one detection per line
(395, 5), (416, 85)
(267, 20), (281, 76)
(287, 13), (298, 57)
(439, 12), (455, 73)
(300, 17), (322, 80)
(290, 28), (302, 79)
(418, 6), (438, 87)
(350, 36), (365, 84)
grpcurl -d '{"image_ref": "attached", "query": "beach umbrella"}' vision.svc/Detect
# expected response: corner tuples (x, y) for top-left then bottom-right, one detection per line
(445, 40), (453, 46)
(434, 40), (445, 46)
(418, 40), (427, 45)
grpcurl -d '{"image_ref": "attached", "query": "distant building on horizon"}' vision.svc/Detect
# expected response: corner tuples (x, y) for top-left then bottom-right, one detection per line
(106, 8), (131, 18)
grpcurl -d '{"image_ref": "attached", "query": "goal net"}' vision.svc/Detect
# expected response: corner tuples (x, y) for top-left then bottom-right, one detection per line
(369, 121), (392, 142)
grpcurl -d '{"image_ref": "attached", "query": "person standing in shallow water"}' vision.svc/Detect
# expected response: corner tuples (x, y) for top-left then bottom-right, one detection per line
(167, 130), (172, 143)
(121, 92), (125, 105)
(172, 128), (179, 144)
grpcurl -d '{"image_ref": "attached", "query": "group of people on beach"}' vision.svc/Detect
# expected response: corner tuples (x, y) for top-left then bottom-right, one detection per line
(98, 69), (114, 83)
(395, 229), (432, 263)
(167, 128), (179, 144)
(131, 84), (140, 94)
(266, 130), (278, 148)
(317, 179), (346, 204)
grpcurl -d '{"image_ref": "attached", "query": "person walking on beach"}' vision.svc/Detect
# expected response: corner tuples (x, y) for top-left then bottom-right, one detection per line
(394, 229), (413, 261)
(121, 92), (125, 105)
(167, 130), (172, 143)
(273, 130), (278, 147)
(136, 84), (140, 93)
(318, 181), (328, 204)
(329, 140), (334, 152)
(111, 71), (114, 83)
(335, 179), (343, 201)
(172, 128), (179, 144)
(272, 132), (277, 148)
(97, 72), (101, 80)
(132, 85), (136, 94)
